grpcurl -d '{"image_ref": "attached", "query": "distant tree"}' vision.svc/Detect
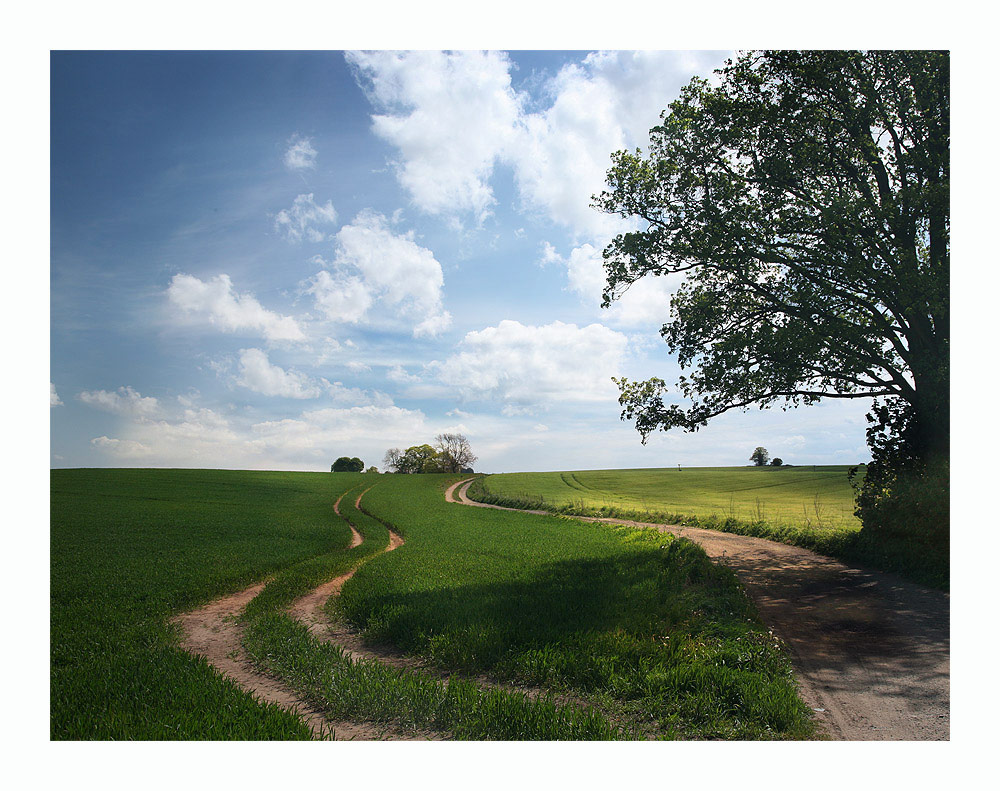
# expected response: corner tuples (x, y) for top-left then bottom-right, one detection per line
(384, 444), (441, 473)
(404, 444), (439, 473)
(420, 454), (451, 473)
(433, 433), (478, 474)
(770, 458), (784, 467)
(332, 456), (364, 472)
(750, 447), (770, 467)
(365, 466), (379, 474)
(382, 448), (404, 473)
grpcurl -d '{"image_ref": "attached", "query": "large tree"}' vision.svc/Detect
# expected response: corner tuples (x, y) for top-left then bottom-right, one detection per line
(594, 50), (949, 467)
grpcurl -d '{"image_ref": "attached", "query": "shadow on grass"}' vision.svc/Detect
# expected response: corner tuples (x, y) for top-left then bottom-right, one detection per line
(338, 543), (815, 739)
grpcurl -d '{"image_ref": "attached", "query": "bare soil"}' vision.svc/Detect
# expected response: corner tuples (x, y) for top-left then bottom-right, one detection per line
(171, 491), (430, 741)
(449, 477), (950, 741)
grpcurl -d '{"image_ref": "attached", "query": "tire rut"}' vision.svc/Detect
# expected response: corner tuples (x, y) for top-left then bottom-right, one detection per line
(171, 489), (424, 741)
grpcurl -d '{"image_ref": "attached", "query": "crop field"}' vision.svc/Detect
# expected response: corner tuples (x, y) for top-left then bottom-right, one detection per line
(52, 468), (815, 740)
(338, 475), (814, 739)
(50, 468), (360, 739)
(475, 466), (861, 530)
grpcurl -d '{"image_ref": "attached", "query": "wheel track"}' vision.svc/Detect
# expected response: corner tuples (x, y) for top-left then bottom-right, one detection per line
(171, 487), (419, 741)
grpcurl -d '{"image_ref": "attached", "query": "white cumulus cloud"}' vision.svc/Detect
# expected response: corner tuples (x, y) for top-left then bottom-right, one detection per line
(347, 49), (727, 241)
(235, 348), (322, 399)
(306, 210), (451, 337)
(433, 319), (628, 412)
(508, 51), (725, 241)
(543, 242), (678, 327)
(168, 273), (305, 342)
(78, 386), (161, 418)
(51, 383), (63, 407)
(346, 50), (521, 223)
(274, 193), (338, 243)
(284, 134), (317, 170)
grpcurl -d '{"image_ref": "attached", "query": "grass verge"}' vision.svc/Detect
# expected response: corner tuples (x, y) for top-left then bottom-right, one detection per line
(467, 478), (948, 590)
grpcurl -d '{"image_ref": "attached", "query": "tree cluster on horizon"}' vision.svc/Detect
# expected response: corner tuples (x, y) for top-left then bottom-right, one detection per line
(331, 456), (364, 473)
(383, 433), (477, 474)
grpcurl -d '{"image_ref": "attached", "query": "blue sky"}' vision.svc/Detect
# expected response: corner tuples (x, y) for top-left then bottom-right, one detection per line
(50, 50), (876, 472)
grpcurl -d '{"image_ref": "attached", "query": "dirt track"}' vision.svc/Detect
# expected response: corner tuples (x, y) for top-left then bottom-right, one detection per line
(446, 477), (950, 741)
(171, 489), (420, 741)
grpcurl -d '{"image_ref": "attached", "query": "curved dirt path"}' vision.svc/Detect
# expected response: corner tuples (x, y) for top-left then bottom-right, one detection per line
(171, 489), (419, 741)
(447, 477), (950, 741)
(288, 487), (410, 665)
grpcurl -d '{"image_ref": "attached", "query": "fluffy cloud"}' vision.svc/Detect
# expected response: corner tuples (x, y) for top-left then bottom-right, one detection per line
(252, 404), (427, 453)
(387, 364), (421, 384)
(433, 319), (628, 412)
(347, 49), (726, 240)
(78, 386), (161, 418)
(542, 242), (677, 327)
(346, 50), (521, 223)
(168, 273), (305, 342)
(274, 193), (338, 243)
(97, 407), (264, 464)
(284, 134), (317, 170)
(306, 210), (451, 337)
(51, 383), (63, 407)
(90, 396), (430, 469)
(508, 51), (725, 241)
(235, 348), (322, 399)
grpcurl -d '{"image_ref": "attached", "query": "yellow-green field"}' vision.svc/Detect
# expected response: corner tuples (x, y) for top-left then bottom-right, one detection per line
(477, 465), (861, 530)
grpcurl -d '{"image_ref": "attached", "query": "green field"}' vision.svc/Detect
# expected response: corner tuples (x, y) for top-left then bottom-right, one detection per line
(52, 468), (815, 740)
(476, 466), (861, 529)
(50, 468), (359, 739)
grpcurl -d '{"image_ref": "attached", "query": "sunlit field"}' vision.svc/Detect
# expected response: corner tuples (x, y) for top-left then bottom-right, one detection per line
(51, 468), (815, 740)
(477, 466), (861, 529)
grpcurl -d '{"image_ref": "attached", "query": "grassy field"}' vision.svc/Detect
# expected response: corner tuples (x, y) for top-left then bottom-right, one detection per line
(52, 467), (816, 740)
(471, 465), (947, 590)
(240, 479), (632, 740)
(477, 466), (861, 529)
(338, 474), (814, 739)
(50, 468), (360, 739)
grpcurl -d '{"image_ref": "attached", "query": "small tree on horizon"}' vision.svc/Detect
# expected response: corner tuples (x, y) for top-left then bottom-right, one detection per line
(770, 457), (783, 467)
(332, 456), (365, 472)
(750, 447), (770, 467)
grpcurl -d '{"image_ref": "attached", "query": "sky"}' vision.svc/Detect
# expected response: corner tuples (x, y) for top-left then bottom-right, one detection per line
(50, 49), (877, 473)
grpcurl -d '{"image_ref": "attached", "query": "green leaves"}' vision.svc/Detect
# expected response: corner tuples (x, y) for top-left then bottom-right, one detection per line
(595, 51), (949, 462)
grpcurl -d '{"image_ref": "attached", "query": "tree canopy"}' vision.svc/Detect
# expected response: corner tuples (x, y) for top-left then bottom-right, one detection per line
(595, 50), (949, 466)
(433, 433), (478, 473)
(382, 435), (477, 474)
(332, 456), (364, 472)
(750, 447), (770, 467)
